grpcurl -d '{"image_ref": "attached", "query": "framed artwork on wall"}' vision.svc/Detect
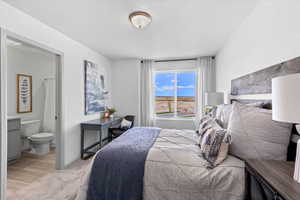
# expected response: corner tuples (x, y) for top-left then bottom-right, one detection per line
(17, 74), (32, 113)
(84, 60), (105, 115)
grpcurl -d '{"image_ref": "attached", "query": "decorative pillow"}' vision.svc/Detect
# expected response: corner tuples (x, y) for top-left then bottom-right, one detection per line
(228, 102), (292, 161)
(199, 120), (231, 168)
(194, 108), (216, 131)
(196, 115), (215, 145)
(120, 119), (132, 129)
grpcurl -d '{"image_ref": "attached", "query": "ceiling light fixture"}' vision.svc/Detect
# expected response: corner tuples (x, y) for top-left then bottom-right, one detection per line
(129, 11), (152, 29)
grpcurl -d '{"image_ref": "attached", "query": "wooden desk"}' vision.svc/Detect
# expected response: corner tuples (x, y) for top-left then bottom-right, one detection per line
(80, 117), (122, 160)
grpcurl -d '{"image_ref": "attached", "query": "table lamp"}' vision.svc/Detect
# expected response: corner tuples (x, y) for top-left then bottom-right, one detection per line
(205, 92), (224, 106)
(204, 92), (224, 114)
(272, 73), (300, 182)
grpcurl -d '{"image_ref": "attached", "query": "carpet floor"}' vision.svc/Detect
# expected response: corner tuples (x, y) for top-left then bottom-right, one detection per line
(7, 150), (91, 200)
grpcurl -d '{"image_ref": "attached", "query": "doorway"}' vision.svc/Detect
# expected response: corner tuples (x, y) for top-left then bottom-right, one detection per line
(0, 29), (64, 200)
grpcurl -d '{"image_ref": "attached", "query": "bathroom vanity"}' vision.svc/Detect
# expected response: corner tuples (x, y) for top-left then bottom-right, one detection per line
(7, 117), (21, 162)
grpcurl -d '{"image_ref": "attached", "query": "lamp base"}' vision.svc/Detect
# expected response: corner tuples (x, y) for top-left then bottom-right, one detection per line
(294, 139), (300, 183)
(296, 124), (300, 135)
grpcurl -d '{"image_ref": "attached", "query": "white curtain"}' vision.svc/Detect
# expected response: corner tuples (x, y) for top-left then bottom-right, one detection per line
(196, 57), (216, 120)
(140, 60), (155, 127)
(43, 79), (56, 144)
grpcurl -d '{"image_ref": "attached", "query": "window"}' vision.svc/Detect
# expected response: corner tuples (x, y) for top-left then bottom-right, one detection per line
(154, 70), (197, 119)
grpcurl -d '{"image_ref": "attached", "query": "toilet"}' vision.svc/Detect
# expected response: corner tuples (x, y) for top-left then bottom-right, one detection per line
(21, 120), (54, 155)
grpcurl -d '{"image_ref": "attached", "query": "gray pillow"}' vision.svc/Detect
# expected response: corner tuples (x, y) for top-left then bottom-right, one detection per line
(216, 102), (264, 129)
(228, 102), (292, 161)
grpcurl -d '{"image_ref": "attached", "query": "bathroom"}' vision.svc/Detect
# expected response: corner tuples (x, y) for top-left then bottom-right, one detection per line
(6, 38), (57, 191)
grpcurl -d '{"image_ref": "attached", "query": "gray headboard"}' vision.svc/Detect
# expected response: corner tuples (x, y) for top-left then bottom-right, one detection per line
(230, 56), (300, 161)
(231, 56), (300, 95)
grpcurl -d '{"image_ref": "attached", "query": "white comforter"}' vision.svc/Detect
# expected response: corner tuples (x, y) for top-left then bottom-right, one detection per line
(76, 129), (245, 200)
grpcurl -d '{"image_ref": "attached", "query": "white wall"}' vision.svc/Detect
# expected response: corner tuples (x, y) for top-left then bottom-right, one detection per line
(111, 59), (141, 126)
(0, 0), (112, 166)
(216, 0), (300, 93)
(7, 46), (55, 121)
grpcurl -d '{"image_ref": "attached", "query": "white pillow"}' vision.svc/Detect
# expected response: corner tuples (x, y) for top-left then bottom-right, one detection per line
(120, 119), (132, 129)
(216, 102), (264, 129)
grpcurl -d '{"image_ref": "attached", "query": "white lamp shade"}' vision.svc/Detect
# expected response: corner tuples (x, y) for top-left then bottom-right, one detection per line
(205, 92), (224, 106)
(272, 73), (300, 123)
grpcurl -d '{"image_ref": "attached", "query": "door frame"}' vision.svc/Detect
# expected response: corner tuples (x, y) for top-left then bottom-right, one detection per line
(0, 28), (65, 199)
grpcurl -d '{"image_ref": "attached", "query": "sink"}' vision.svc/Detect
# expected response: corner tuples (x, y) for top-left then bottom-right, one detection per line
(7, 116), (21, 120)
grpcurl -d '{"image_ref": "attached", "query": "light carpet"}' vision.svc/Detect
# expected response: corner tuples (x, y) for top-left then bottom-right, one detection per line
(7, 159), (91, 200)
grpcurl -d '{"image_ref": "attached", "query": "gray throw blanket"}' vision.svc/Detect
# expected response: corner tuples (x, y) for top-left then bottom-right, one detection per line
(87, 127), (161, 200)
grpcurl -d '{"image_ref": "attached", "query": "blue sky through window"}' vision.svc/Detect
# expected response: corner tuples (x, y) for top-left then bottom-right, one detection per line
(155, 72), (196, 97)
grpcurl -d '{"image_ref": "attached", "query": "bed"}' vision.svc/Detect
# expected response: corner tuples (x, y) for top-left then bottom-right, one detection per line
(75, 111), (296, 200)
(75, 56), (300, 200)
(76, 128), (245, 200)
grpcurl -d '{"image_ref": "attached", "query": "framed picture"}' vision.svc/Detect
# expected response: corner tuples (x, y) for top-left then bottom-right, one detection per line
(17, 74), (32, 113)
(84, 60), (105, 115)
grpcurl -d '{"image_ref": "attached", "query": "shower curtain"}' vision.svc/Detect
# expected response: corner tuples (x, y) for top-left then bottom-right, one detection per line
(43, 78), (56, 146)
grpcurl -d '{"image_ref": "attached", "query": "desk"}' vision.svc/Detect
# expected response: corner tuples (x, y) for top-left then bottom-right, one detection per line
(80, 117), (122, 160)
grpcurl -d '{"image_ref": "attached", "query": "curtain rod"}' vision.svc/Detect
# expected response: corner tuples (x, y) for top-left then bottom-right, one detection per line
(153, 56), (215, 63)
(155, 58), (197, 63)
(141, 56), (215, 63)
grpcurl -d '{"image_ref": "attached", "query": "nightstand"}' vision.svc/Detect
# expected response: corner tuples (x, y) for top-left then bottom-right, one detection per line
(246, 160), (300, 200)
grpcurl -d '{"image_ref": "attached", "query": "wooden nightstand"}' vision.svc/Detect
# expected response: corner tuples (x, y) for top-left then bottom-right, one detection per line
(246, 160), (300, 200)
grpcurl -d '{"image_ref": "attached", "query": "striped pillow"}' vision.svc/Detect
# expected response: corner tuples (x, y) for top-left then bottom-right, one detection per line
(195, 108), (216, 131)
(197, 116), (215, 145)
(199, 120), (231, 168)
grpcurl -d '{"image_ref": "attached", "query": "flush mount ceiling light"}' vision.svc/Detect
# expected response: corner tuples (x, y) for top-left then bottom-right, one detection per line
(129, 11), (152, 29)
